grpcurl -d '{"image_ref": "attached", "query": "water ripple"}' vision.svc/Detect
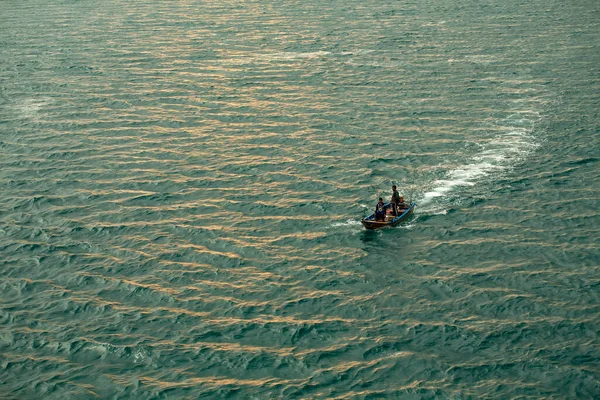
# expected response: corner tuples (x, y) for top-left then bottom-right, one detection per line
(2, 0), (599, 398)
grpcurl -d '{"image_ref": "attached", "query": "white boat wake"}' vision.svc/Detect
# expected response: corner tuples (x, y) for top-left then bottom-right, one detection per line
(418, 110), (541, 213)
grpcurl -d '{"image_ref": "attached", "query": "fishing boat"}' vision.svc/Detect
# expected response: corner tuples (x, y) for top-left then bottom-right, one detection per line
(361, 202), (416, 230)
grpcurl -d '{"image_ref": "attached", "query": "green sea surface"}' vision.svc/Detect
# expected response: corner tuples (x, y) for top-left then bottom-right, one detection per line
(1, 0), (599, 398)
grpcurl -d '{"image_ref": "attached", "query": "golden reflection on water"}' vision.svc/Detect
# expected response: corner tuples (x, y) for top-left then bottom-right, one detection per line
(3, 0), (598, 398)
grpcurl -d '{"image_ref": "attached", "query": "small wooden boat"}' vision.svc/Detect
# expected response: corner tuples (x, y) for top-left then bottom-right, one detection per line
(361, 202), (416, 230)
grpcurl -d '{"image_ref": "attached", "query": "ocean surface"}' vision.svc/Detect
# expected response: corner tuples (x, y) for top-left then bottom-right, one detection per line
(1, 0), (599, 398)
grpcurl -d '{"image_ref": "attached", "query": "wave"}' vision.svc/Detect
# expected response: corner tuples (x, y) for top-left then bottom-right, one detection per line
(268, 51), (332, 60)
(266, 49), (374, 61)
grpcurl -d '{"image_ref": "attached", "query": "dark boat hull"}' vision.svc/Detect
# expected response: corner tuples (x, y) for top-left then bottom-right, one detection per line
(361, 202), (415, 230)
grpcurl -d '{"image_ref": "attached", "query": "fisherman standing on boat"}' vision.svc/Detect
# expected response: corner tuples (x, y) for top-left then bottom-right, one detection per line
(390, 185), (401, 216)
(375, 198), (386, 221)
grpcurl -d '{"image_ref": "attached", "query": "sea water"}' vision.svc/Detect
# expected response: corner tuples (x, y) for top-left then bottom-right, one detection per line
(1, 0), (599, 398)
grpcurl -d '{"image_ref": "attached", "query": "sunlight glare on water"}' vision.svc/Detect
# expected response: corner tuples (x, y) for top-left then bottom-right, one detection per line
(1, 0), (599, 398)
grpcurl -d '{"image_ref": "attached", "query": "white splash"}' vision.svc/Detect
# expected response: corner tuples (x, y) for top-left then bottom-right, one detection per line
(133, 349), (146, 363)
(16, 97), (52, 121)
(330, 219), (362, 228)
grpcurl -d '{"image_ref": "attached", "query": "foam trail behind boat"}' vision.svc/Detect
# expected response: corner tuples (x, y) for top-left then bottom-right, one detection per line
(418, 110), (541, 214)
